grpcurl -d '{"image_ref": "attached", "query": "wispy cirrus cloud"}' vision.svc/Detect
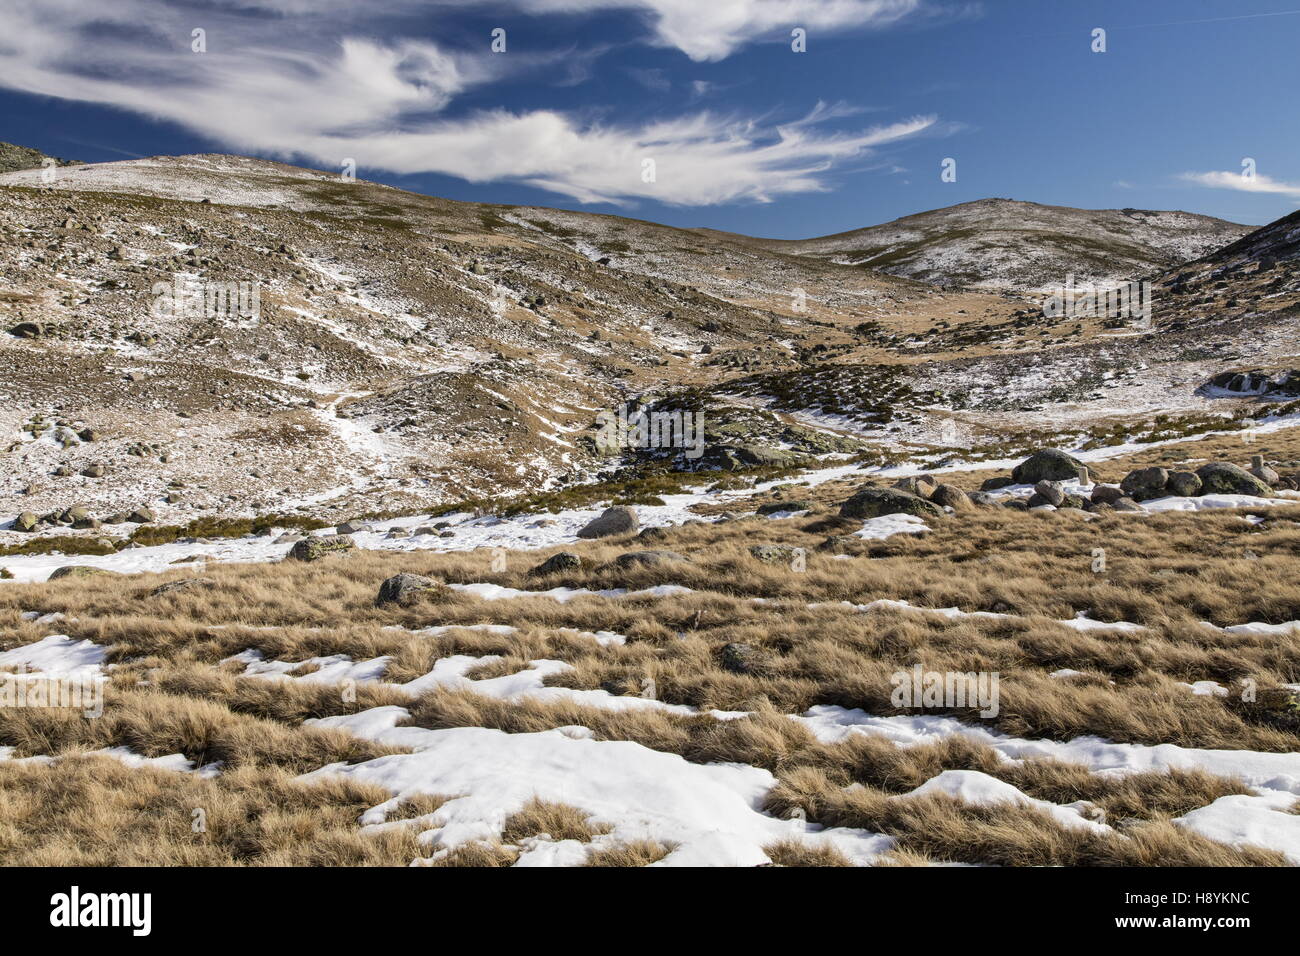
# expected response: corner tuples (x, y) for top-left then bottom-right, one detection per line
(0, 0), (946, 205)
(1180, 170), (1300, 202)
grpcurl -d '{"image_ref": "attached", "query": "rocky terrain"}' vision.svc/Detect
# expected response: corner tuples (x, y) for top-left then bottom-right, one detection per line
(754, 198), (1250, 293)
(4, 145), (1300, 871)
(0, 148), (1298, 557)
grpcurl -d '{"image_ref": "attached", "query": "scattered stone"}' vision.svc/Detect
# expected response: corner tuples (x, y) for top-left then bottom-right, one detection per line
(839, 487), (943, 520)
(748, 544), (800, 564)
(1090, 485), (1125, 505)
(1195, 462), (1273, 497)
(48, 565), (121, 580)
(9, 321), (45, 338)
(1120, 467), (1169, 502)
(288, 535), (355, 561)
(893, 475), (938, 498)
(576, 506), (638, 539)
(1033, 480), (1066, 507)
(127, 506), (154, 523)
(1011, 449), (1084, 483)
(720, 642), (762, 675)
(1249, 462), (1281, 486)
(377, 572), (439, 605)
(1167, 471), (1202, 497)
(80, 464), (106, 478)
(530, 552), (584, 576)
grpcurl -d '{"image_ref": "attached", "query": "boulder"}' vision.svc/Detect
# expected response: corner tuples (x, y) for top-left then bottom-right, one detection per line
(149, 578), (216, 598)
(48, 565), (121, 580)
(930, 484), (972, 511)
(14, 511), (38, 532)
(1059, 493), (1087, 510)
(9, 321), (45, 338)
(377, 572), (439, 605)
(1120, 467), (1169, 502)
(80, 464), (106, 478)
(1090, 485), (1125, 505)
(967, 491), (998, 507)
(1112, 497), (1144, 512)
(1167, 471), (1202, 497)
(1249, 463), (1281, 487)
(288, 535), (355, 562)
(1033, 480), (1066, 506)
(748, 544), (801, 564)
(1011, 449), (1084, 484)
(1195, 462), (1273, 497)
(839, 487), (943, 520)
(127, 506), (154, 523)
(576, 506), (638, 539)
(529, 552), (584, 576)
(980, 476), (1015, 492)
(893, 475), (938, 498)
(336, 520), (371, 535)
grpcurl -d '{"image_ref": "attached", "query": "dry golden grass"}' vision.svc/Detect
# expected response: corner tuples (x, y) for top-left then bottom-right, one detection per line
(3, 487), (1298, 866)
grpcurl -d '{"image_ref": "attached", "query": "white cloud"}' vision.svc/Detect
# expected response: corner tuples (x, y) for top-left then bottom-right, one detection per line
(1181, 170), (1300, 201)
(0, 0), (942, 205)
(514, 0), (926, 61)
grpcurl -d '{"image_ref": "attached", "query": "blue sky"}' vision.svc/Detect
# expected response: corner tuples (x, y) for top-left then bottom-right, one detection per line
(1, 0), (1297, 237)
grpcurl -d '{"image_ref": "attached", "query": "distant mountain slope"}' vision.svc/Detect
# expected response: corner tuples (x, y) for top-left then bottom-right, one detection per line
(0, 140), (81, 174)
(755, 198), (1249, 293)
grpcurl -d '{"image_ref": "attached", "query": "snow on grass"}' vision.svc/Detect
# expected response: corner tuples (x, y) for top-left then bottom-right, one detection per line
(228, 647), (744, 719)
(792, 705), (1300, 795)
(1173, 790), (1300, 864)
(0, 634), (106, 677)
(852, 513), (930, 539)
(899, 769), (1110, 834)
(298, 715), (894, 866)
(449, 582), (694, 603)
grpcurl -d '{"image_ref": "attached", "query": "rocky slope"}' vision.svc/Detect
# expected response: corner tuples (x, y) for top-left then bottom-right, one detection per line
(753, 198), (1249, 293)
(1, 152), (1295, 540)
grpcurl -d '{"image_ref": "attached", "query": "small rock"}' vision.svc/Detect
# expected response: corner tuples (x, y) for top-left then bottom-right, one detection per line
(377, 572), (440, 605)
(530, 552), (584, 576)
